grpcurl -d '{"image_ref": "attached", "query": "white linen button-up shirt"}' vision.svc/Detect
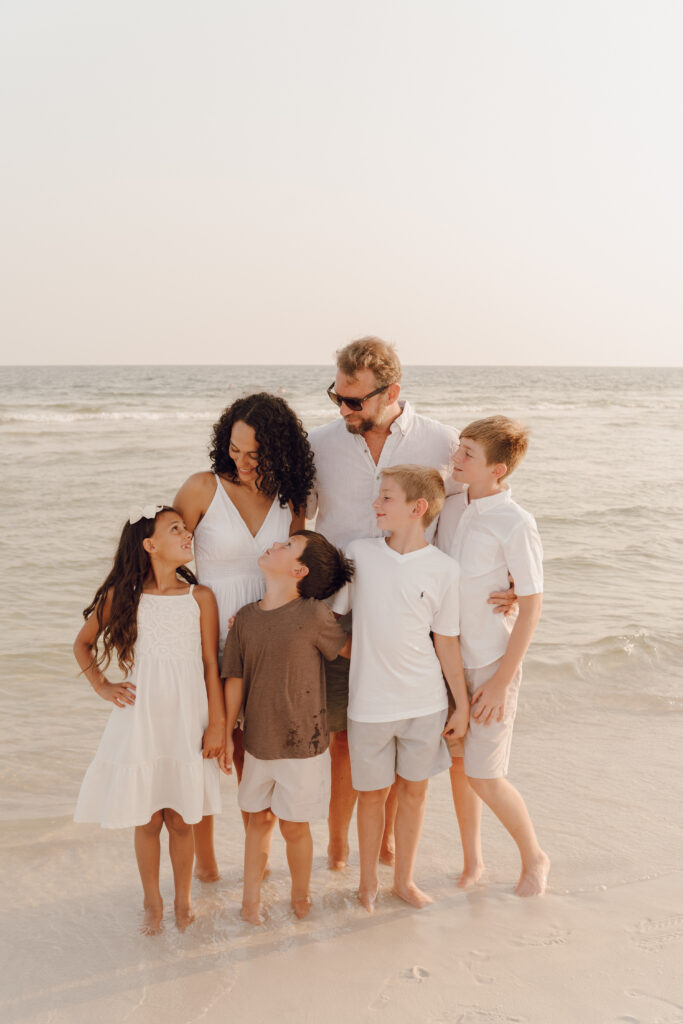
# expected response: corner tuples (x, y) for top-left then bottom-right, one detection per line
(307, 401), (459, 549)
(436, 487), (543, 669)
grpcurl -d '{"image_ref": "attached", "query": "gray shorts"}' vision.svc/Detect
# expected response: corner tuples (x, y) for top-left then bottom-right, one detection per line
(446, 658), (522, 779)
(347, 710), (451, 791)
(238, 749), (331, 822)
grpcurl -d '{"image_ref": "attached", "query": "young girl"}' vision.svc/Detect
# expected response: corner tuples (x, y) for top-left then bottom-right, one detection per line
(73, 504), (225, 936)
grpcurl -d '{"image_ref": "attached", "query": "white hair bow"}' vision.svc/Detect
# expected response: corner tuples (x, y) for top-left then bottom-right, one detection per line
(128, 503), (164, 525)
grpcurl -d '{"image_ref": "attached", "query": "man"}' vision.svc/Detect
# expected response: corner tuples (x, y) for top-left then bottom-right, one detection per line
(307, 337), (461, 869)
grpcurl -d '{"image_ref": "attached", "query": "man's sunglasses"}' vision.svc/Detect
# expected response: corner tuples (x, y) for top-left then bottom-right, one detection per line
(326, 382), (389, 412)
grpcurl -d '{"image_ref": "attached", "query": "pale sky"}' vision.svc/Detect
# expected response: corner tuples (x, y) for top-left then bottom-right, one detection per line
(1, 1), (681, 366)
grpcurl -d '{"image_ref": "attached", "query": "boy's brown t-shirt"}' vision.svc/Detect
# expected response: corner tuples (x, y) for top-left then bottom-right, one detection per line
(221, 597), (346, 760)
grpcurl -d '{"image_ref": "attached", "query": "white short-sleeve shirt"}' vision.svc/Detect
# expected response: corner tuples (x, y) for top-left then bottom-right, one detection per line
(307, 401), (459, 549)
(436, 487), (543, 669)
(331, 538), (460, 723)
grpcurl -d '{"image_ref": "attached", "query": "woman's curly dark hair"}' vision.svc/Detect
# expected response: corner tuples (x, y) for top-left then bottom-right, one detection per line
(209, 393), (315, 514)
(83, 507), (197, 675)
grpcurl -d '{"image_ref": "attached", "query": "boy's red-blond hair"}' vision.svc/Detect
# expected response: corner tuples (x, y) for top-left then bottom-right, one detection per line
(459, 416), (530, 480)
(381, 464), (445, 527)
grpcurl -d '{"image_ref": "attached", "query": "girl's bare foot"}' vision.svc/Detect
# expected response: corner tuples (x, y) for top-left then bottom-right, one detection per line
(241, 901), (264, 925)
(292, 894), (312, 920)
(194, 862), (220, 883)
(515, 852), (550, 897)
(392, 882), (433, 909)
(140, 901), (164, 936)
(456, 863), (485, 889)
(379, 840), (395, 867)
(327, 842), (349, 871)
(357, 888), (378, 913)
(174, 901), (195, 932)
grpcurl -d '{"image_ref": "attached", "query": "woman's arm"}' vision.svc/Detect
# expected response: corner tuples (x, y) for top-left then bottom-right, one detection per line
(193, 585), (226, 758)
(173, 472), (216, 532)
(73, 590), (136, 707)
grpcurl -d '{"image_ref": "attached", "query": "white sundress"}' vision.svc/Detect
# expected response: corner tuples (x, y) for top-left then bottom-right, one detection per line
(74, 587), (222, 829)
(193, 476), (293, 657)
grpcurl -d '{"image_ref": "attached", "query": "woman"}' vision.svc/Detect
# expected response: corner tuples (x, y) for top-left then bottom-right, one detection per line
(174, 392), (316, 881)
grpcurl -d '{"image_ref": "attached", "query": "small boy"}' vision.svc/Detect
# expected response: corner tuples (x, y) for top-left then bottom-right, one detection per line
(332, 465), (469, 911)
(437, 416), (549, 896)
(220, 529), (353, 924)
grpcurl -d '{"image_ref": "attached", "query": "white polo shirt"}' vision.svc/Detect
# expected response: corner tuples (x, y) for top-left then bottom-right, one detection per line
(307, 401), (459, 549)
(436, 487), (543, 670)
(331, 538), (460, 723)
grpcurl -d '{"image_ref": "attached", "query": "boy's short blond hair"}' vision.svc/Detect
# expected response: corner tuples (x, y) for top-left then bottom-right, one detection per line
(335, 336), (402, 388)
(459, 416), (530, 480)
(381, 464), (445, 527)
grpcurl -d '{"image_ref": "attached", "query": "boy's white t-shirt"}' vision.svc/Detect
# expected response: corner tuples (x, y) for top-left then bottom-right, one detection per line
(436, 487), (543, 669)
(331, 537), (460, 723)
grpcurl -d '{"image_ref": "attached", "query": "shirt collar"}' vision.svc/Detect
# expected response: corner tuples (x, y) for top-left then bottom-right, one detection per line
(468, 485), (512, 513)
(389, 400), (414, 436)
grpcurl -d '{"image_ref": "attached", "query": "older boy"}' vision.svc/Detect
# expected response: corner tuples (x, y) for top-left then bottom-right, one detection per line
(220, 530), (353, 924)
(437, 416), (549, 896)
(333, 465), (469, 910)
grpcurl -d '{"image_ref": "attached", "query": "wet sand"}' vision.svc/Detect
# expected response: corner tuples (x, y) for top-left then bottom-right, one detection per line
(2, 708), (682, 1024)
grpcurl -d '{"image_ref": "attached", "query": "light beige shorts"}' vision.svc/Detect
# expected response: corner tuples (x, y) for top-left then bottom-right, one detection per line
(238, 749), (331, 822)
(348, 710), (451, 791)
(446, 659), (522, 779)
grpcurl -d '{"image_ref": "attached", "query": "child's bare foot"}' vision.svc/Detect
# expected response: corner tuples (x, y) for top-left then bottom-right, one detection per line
(357, 888), (378, 913)
(392, 882), (433, 909)
(174, 901), (195, 932)
(456, 863), (485, 889)
(240, 901), (264, 925)
(379, 839), (395, 867)
(140, 901), (164, 936)
(515, 852), (550, 897)
(194, 861), (220, 883)
(292, 894), (312, 920)
(327, 842), (349, 870)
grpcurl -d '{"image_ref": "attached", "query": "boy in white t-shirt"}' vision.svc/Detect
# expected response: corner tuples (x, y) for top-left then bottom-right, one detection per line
(332, 465), (469, 911)
(436, 416), (549, 897)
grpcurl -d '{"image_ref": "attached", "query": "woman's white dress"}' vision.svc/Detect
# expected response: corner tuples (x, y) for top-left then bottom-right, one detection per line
(193, 476), (292, 657)
(74, 588), (222, 829)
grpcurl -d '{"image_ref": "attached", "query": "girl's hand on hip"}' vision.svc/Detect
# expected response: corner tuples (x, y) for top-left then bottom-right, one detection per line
(95, 680), (136, 707)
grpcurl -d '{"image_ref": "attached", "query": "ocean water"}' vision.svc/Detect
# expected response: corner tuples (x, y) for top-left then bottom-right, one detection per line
(2, 364), (681, 822)
(1, 365), (682, 1024)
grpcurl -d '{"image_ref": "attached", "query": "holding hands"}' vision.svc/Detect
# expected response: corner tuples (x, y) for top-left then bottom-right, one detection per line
(218, 733), (234, 776)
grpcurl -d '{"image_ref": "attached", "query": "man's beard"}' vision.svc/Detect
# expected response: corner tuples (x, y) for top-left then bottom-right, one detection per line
(344, 416), (376, 435)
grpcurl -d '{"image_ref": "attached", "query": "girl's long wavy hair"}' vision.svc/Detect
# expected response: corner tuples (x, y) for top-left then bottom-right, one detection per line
(83, 506), (197, 675)
(209, 393), (315, 514)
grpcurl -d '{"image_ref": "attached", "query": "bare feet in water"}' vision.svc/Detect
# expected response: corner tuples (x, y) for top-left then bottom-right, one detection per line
(327, 843), (349, 871)
(241, 901), (264, 926)
(174, 901), (195, 933)
(456, 863), (485, 889)
(357, 888), (378, 913)
(515, 852), (550, 897)
(194, 861), (220, 883)
(392, 882), (433, 909)
(292, 894), (312, 920)
(379, 840), (395, 867)
(140, 901), (164, 936)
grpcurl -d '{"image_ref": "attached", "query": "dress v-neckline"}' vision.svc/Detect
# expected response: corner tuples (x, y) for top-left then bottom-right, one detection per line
(216, 479), (278, 540)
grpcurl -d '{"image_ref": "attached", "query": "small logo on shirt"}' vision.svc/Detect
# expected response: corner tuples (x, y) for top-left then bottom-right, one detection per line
(420, 591), (424, 598)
